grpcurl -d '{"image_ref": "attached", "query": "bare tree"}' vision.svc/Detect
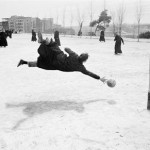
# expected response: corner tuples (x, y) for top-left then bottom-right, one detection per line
(53, 10), (60, 35)
(69, 8), (74, 37)
(76, 7), (85, 36)
(61, 7), (66, 36)
(116, 1), (126, 36)
(89, 0), (93, 38)
(56, 10), (59, 25)
(132, 23), (136, 39)
(62, 7), (66, 28)
(136, 0), (142, 42)
(110, 10), (116, 34)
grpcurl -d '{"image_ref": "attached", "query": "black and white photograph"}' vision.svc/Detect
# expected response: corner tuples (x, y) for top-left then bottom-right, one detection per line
(0, 0), (150, 149)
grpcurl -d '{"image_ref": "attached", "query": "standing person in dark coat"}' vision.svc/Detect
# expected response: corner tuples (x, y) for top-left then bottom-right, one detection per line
(0, 29), (8, 47)
(99, 30), (105, 42)
(31, 29), (37, 42)
(17, 33), (112, 85)
(54, 30), (61, 46)
(114, 32), (124, 55)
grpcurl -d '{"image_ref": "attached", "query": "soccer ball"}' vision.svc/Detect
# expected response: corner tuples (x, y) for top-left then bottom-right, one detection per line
(107, 79), (116, 88)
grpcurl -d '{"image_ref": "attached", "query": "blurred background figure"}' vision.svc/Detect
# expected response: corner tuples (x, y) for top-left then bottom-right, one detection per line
(31, 29), (37, 42)
(114, 32), (124, 55)
(99, 30), (105, 42)
(0, 28), (8, 47)
(54, 30), (61, 46)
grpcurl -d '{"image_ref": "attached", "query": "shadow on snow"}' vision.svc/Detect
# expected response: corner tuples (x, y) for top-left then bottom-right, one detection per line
(6, 99), (116, 130)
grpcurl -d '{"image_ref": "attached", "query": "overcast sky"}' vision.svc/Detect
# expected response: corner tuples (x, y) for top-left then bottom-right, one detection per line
(0, 0), (150, 26)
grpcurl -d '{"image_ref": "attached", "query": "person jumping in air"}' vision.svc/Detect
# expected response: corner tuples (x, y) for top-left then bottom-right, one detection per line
(17, 33), (116, 87)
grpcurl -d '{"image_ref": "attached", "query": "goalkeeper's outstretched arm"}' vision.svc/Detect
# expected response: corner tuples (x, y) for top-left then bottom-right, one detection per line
(81, 69), (108, 83)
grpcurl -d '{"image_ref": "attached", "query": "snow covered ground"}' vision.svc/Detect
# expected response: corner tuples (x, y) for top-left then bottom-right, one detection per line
(0, 33), (150, 150)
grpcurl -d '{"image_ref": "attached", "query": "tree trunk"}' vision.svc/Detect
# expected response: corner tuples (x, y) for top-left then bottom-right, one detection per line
(90, 27), (93, 39)
(95, 26), (98, 34)
(119, 25), (122, 36)
(137, 22), (140, 42)
(113, 23), (116, 33)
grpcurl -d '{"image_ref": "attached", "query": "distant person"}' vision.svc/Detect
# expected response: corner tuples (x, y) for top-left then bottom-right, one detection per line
(54, 30), (61, 46)
(0, 29), (8, 47)
(17, 32), (110, 84)
(114, 32), (124, 55)
(31, 29), (37, 42)
(37, 31), (43, 43)
(99, 30), (105, 42)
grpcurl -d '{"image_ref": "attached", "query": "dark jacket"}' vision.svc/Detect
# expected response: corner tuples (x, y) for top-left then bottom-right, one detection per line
(54, 31), (61, 46)
(114, 35), (124, 54)
(99, 31), (105, 42)
(37, 42), (100, 79)
(0, 31), (8, 47)
(37, 41), (62, 70)
(31, 30), (37, 41)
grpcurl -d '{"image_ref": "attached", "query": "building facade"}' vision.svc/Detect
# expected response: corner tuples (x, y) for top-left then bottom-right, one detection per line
(1, 15), (58, 33)
(8, 16), (16, 31)
(24, 17), (32, 33)
(32, 17), (42, 32)
(0, 22), (2, 30)
(8, 16), (24, 32)
(42, 18), (53, 32)
(15, 16), (24, 32)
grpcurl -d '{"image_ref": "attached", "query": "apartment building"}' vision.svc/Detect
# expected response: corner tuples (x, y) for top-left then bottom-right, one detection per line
(0, 18), (9, 30)
(24, 17), (32, 33)
(2, 16), (55, 33)
(0, 22), (2, 30)
(32, 17), (42, 32)
(16, 16), (24, 32)
(8, 16), (16, 31)
(42, 18), (53, 32)
(8, 16), (24, 32)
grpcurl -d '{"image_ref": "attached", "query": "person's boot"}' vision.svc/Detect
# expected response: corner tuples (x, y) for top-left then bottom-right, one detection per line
(17, 59), (27, 67)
